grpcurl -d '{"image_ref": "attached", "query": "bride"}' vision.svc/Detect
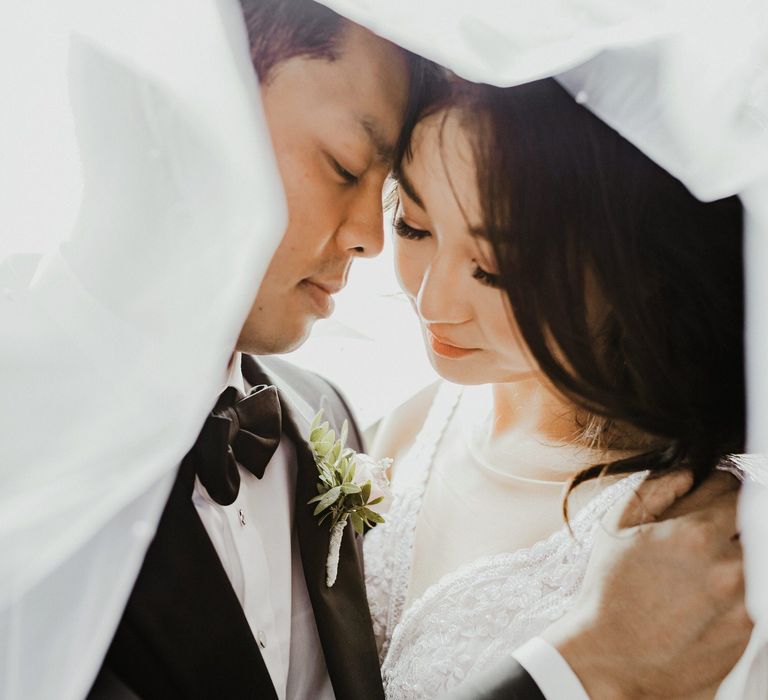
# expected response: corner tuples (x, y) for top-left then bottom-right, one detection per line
(364, 76), (745, 698)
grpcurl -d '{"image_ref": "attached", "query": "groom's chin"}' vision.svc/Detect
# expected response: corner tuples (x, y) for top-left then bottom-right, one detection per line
(236, 314), (316, 356)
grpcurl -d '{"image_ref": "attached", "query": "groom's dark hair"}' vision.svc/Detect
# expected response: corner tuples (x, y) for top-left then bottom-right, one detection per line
(240, 0), (347, 82)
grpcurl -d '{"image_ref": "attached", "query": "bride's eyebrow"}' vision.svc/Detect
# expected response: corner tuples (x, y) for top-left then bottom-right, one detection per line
(397, 170), (425, 210)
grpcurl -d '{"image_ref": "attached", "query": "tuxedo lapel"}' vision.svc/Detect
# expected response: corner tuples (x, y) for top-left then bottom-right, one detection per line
(99, 445), (278, 700)
(243, 355), (384, 700)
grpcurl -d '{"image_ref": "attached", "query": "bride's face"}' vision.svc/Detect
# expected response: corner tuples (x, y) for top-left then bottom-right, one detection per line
(394, 109), (537, 385)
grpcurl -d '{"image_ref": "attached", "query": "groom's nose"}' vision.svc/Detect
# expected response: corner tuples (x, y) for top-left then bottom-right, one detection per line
(336, 182), (385, 258)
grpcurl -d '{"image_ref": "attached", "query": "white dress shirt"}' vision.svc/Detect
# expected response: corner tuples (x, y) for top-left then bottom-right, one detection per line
(192, 355), (334, 700)
(513, 637), (590, 700)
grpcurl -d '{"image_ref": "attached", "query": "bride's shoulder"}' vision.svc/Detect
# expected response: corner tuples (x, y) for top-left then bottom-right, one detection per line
(371, 381), (441, 469)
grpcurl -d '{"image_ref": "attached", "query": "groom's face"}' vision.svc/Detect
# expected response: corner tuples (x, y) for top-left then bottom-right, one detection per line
(237, 23), (409, 354)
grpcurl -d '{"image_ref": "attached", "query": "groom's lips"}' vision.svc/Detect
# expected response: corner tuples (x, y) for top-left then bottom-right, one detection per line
(300, 278), (343, 318)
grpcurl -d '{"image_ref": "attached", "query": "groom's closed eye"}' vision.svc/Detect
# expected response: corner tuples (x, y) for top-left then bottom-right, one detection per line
(323, 115), (395, 188)
(326, 153), (361, 186)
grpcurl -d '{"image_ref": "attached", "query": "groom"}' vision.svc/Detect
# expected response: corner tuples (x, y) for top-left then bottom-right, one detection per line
(90, 1), (750, 699)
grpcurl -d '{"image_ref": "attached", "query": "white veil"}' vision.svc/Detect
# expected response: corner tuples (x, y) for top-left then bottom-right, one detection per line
(314, 0), (768, 697)
(0, 1), (285, 698)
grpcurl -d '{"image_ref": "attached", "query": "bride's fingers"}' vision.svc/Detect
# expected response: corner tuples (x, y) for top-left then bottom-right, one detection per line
(616, 469), (694, 529)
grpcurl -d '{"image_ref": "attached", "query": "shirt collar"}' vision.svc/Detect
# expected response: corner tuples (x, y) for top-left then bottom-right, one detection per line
(222, 352), (246, 395)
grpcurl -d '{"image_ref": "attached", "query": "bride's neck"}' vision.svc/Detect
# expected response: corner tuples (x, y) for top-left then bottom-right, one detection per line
(490, 376), (578, 443)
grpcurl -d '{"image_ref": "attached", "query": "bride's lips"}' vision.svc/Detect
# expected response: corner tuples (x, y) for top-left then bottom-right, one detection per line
(426, 330), (479, 359)
(300, 279), (341, 318)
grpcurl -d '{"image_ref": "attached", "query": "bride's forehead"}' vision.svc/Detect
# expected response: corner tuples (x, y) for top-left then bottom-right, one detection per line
(405, 111), (481, 213)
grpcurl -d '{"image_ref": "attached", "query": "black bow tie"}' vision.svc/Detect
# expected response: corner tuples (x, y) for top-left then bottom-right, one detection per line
(190, 384), (282, 505)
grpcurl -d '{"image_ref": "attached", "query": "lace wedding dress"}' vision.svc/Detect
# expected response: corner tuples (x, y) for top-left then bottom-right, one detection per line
(364, 382), (643, 699)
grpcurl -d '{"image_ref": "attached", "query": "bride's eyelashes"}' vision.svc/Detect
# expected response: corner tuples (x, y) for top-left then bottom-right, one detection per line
(393, 216), (430, 240)
(471, 263), (501, 288)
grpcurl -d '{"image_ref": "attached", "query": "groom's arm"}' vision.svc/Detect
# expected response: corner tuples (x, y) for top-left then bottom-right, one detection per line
(448, 470), (751, 700)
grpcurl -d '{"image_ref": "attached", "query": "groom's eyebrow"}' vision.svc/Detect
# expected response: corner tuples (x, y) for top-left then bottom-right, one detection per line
(359, 116), (395, 164)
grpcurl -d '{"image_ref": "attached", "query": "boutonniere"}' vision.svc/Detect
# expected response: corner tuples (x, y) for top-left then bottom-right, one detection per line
(307, 409), (392, 587)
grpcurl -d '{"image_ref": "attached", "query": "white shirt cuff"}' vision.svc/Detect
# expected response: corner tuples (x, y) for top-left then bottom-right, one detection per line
(512, 636), (590, 700)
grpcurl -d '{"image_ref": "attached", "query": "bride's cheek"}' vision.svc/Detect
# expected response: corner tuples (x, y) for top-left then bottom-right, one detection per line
(393, 243), (423, 298)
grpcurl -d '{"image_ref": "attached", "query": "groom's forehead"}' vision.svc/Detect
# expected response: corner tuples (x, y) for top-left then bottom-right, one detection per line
(328, 24), (409, 152)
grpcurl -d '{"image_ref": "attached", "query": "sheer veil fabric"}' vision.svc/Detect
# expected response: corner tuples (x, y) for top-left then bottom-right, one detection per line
(0, 2), (286, 698)
(315, 1), (768, 697)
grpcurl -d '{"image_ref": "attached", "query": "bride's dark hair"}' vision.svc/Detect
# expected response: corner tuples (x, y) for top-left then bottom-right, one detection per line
(397, 76), (745, 505)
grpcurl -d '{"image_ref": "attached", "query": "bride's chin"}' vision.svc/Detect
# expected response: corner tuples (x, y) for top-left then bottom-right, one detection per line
(428, 352), (539, 387)
(428, 354), (484, 385)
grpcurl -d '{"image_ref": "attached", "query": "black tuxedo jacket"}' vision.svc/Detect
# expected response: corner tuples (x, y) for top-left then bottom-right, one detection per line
(89, 355), (383, 700)
(89, 355), (546, 700)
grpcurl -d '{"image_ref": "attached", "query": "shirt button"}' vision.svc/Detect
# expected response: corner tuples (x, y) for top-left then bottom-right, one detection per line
(257, 630), (267, 649)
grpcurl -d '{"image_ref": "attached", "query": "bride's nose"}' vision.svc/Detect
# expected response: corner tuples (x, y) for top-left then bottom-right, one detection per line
(416, 257), (472, 325)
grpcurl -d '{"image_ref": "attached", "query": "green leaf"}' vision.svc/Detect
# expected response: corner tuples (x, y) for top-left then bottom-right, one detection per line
(350, 511), (364, 535)
(360, 480), (371, 503)
(309, 427), (326, 443)
(341, 456), (353, 482)
(307, 493), (325, 504)
(340, 419), (349, 447)
(313, 486), (342, 515)
(318, 511), (331, 527)
(310, 409), (324, 432)
(318, 465), (335, 487)
(330, 511), (345, 530)
(341, 483), (361, 494)
(367, 496), (384, 506)
(362, 507), (385, 524)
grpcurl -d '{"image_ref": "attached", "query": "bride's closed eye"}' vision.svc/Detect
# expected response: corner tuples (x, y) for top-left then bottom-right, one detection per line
(471, 264), (501, 288)
(393, 216), (430, 240)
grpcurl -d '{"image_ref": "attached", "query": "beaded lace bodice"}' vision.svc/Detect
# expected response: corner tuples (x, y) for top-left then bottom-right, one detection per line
(363, 382), (643, 699)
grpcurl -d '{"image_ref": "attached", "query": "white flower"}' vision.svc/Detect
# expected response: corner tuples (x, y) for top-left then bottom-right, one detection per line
(352, 453), (393, 513)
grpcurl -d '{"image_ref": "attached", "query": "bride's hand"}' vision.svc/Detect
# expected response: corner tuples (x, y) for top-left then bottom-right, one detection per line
(542, 469), (751, 700)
